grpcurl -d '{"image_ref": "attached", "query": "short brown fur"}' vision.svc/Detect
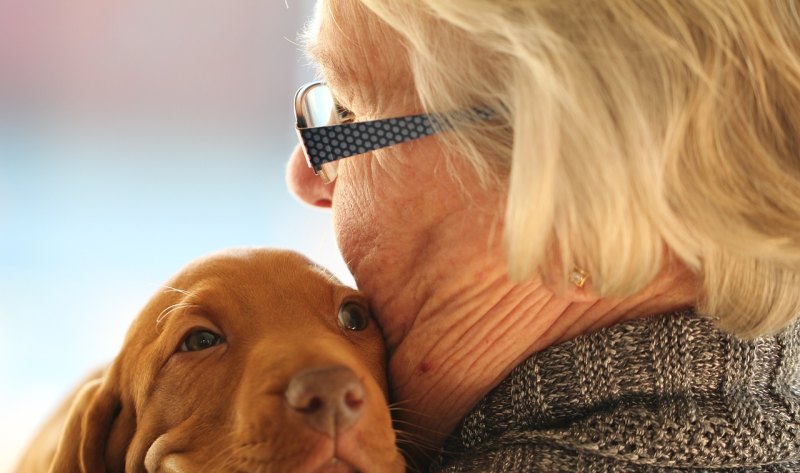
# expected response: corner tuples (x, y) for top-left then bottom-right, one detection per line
(16, 248), (404, 473)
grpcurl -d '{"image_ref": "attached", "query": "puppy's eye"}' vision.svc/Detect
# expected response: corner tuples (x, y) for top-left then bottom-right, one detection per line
(180, 330), (224, 352)
(338, 301), (369, 331)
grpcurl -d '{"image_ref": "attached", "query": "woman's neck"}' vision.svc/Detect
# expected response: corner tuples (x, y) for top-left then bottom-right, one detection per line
(364, 249), (697, 468)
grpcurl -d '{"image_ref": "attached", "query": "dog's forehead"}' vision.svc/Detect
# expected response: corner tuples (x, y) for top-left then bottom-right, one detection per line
(171, 248), (350, 295)
(143, 249), (353, 329)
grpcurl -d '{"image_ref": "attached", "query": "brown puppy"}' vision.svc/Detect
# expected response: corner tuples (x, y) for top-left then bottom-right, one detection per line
(17, 248), (404, 473)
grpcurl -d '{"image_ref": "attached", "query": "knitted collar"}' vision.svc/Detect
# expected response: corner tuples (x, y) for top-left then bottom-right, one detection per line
(437, 310), (800, 470)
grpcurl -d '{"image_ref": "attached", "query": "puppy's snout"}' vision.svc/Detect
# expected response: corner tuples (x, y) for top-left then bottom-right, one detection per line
(285, 365), (365, 436)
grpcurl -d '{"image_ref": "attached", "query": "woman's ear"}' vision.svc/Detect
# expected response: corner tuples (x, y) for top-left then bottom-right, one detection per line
(48, 372), (136, 473)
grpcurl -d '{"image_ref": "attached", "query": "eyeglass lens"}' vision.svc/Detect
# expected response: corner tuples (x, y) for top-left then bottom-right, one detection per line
(300, 83), (340, 182)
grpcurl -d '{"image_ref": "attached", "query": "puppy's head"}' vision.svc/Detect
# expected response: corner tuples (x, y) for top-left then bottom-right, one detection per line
(49, 248), (404, 473)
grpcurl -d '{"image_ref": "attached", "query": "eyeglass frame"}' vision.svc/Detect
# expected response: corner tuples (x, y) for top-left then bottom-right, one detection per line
(294, 81), (493, 183)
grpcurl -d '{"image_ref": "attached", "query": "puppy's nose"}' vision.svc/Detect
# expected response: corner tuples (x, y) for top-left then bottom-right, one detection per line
(285, 365), (365, 436)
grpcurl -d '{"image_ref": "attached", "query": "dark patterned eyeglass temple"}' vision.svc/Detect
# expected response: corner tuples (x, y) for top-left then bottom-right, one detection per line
(294, 81), (493, 183)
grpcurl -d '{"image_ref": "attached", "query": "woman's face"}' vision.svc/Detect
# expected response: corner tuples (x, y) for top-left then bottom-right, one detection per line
(286, 0), (501, 345)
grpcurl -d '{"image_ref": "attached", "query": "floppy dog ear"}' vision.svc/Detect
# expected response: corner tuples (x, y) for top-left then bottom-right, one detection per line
(48, 375), (136, 473)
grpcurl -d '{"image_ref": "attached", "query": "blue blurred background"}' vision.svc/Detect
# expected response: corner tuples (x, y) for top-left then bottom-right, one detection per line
(0, 1), (350, 470)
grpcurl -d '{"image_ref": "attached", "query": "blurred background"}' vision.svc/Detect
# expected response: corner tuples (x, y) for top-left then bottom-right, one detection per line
(0, 1), (345, 470)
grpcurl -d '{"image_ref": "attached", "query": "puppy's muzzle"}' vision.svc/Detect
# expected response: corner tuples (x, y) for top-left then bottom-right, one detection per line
(285, 365), (365, 436)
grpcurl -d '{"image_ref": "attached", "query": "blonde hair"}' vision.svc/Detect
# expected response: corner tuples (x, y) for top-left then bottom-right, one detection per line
(351, 0), (800, 337)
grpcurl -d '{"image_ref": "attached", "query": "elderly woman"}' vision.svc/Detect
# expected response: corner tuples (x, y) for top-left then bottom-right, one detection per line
(287, 1), (800, 471)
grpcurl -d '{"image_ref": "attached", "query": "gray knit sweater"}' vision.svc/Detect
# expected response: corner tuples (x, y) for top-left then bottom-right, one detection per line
(431, 311), (800, 472)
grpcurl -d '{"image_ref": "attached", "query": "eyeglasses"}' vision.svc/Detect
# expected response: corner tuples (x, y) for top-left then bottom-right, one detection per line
(293, 81), (492, 183)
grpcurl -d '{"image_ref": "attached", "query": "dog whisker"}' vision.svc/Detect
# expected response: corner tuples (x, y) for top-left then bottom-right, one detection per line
(388, 406), (426, 415)
(397, 442), (450, 473)
(399, 437), (461, 458)
(156, 286), (201, 326)
(394, 428), (445, 448)
(388, 401), (435, 420)
(395, 435), (436, 451)
(387, 399), (415, 408)
(397, 443), (434, 473)
(392, 411), (446, 426)
(308, 262), (343, 286)
(394, 433), (442, 448)
(391, 417), (438, 428)
(387, 396), (433, 411)
(156, 302), (198, 325)
(401, 456), (426, 473)
(393, 420), (463, 473)
(161, 286), (197, 297)
(392, 417), (450, 439)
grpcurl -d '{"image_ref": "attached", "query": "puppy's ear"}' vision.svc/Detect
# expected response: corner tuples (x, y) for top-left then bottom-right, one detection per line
(48, 373), (136, 473)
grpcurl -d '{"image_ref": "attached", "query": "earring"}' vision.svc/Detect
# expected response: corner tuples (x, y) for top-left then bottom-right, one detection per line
(569, 267), (589, 288)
